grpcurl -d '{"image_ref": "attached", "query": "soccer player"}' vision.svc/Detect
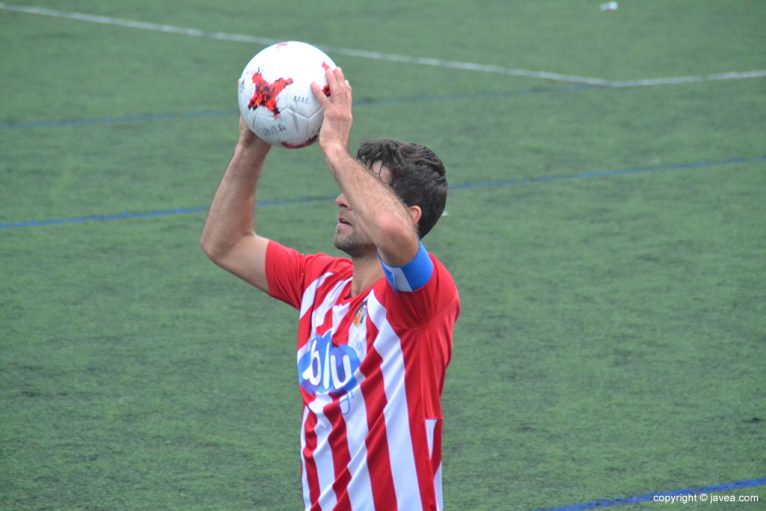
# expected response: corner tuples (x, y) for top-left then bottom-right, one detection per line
(201, 67), (460, 511)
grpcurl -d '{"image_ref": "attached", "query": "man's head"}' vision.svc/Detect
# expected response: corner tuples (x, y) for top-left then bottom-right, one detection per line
(357, 139), (447, 238)
(333, 139), (448, 257)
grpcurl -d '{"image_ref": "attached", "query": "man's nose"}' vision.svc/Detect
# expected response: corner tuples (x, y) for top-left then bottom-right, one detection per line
(335, 193), (350, 209)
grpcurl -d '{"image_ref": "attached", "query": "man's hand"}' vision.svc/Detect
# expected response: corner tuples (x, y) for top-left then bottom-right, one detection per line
(311, 67), (353, 156)
(238, 115), (258, 146)
(237, 115), (272, 156)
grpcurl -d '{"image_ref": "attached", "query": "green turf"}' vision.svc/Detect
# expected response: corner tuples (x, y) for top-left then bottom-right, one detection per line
(2, 1), (765, 510)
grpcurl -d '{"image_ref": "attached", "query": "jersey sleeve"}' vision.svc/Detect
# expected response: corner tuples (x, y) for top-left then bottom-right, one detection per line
(379, 246), (460, 327)
(265, 241), (348, 311)
(265, 240), (308, 310)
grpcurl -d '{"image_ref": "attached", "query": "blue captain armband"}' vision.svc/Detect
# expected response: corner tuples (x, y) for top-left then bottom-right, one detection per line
(379, 242), (434, 292)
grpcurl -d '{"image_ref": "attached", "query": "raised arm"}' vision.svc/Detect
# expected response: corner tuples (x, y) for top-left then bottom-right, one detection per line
(311, 68), (421, 266)
(200, 117), (272, 293)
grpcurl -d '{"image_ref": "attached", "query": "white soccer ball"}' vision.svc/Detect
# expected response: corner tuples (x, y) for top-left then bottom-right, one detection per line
(237, 41), (336, 148)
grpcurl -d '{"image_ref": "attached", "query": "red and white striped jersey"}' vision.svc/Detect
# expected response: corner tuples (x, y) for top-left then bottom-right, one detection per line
(265, 240), (460, 511)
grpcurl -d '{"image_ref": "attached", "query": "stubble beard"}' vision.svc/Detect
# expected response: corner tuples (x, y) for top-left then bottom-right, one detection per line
(333, 227), (375, 259)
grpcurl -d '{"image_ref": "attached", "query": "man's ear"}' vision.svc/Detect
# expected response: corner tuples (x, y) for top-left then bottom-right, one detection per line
(408, 205), (422, 226)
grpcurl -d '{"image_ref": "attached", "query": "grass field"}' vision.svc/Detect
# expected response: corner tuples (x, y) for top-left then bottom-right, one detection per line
(1, 1), (765, 510)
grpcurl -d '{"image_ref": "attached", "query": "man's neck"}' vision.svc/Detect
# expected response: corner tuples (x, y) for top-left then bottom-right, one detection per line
(350, 253), (384, 297)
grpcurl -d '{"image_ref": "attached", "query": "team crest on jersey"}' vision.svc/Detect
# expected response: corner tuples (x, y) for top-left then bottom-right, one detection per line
(353, 299), (368, 327)
(298, 331), (360, 395)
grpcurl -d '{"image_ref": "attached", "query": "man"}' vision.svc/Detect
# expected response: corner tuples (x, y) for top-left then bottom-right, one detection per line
(201, 67), (460, 510)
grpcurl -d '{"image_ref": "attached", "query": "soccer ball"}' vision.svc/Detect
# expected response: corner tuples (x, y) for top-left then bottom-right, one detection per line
(237, 41), (336, 148)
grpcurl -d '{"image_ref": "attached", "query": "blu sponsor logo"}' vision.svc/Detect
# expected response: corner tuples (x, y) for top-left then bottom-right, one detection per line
(298, 331), (360, 395)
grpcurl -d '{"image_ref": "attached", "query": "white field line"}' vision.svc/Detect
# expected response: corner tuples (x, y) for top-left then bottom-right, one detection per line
(0, 2), (609, 86)
(611, 70), (766, 88)
(2, 2), (764, 89)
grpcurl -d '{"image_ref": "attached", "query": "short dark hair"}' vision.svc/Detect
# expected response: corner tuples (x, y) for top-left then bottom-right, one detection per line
(356, 139), (447, 238)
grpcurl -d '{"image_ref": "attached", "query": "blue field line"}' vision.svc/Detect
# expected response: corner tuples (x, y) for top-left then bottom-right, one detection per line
(0, 195), (338, 229)
(449, 155), (766, 191)
(1, 155), (763, 231)
(0, 109), (233, 130)
(535, 476), (766, 511)
(0, 85), (591, 131)
(0, 206), (210, 229)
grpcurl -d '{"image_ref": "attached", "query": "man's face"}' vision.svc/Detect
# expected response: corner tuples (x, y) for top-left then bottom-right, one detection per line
(333, 161), (391, 258)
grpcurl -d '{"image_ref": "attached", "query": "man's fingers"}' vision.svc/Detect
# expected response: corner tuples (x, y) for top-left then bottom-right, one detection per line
(311, 82), (330, 107)
(312, 67), (352, 108)
(333, 67), (345, 84)
(325, 66), (340, 90)
(335, 68), (353, 93)
(327, 67), (351, 94)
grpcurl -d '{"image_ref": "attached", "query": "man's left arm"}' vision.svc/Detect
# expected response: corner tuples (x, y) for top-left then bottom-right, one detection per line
(311, 67), (421, 267)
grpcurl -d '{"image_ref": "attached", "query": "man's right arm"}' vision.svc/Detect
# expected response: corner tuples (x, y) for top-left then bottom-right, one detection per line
(200, 117), (272, 294)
